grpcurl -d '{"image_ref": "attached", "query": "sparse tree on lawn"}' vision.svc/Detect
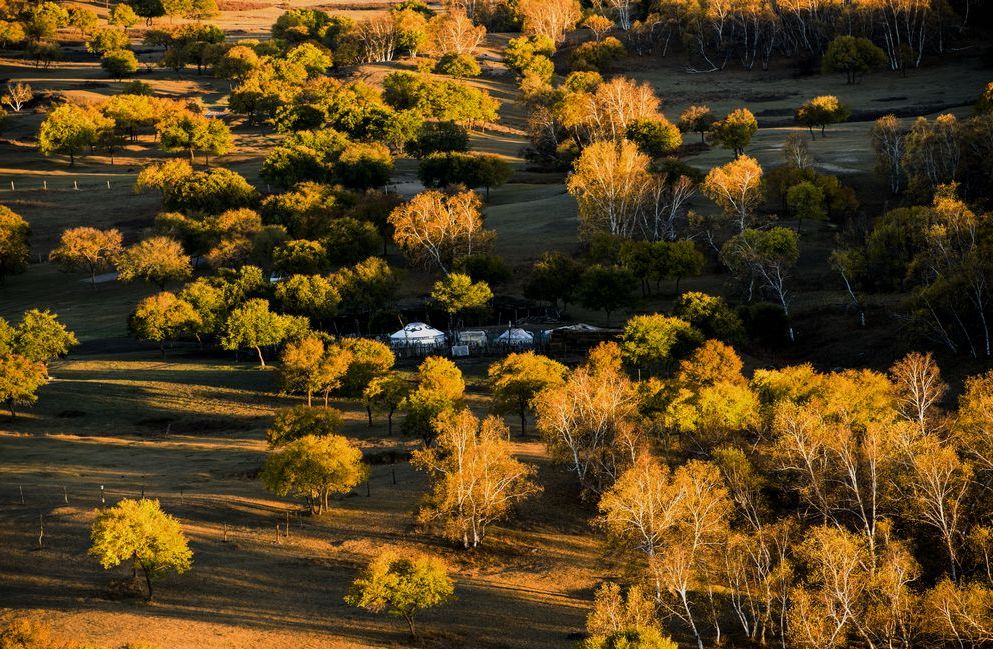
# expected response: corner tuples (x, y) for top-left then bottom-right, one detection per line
(86, 27), (129, 54)
(679, 105), (715, 144)
(222, 298), (305, 367)
(278, 334), (353, 406)
(412, 408), (541, 548)
(0, 206), (30, 284)
(2, 82), (32, 113)
(109, 4), (140, 32)
(260, 433), (368, 514)
(345, 548), (455, 638)
(568, 139), (657, 240)
(871, 115), (907, 194)
(524, 251), (582, 310)
(265, 405), (344, 447)
(403, 356), (465, 445)
(577, 264), (639, 325)
(428, 9), (485, 55)
(157, 111), (233, 166)
(701, 155), (765, 233)
(364, 372), (411, 434)
(517, 0), (581, 44)
(0, 354), (47, 418)
(49, 227), (123, 287)
(116, 236), (192, 289)
(822, 35), (887, 84)
(584, 582), (663, 642)
(13, 309), (78, 363)
(338, 337), (396, 400)
(795, 96), (850, 139)
(88, 498), (193, 601)
(67, 6), (99, 37)
(488, 351), (567, 435)
(38, 103), (112, 167)
(0, 21), (26, 49)
(102, 49), (139, 79)
(129, 292), (201, 358)
(708, 108), (758, 157)
(583, 15), (614, 42)
(783, 133), (812, 170)
(786, 181), (826, 231)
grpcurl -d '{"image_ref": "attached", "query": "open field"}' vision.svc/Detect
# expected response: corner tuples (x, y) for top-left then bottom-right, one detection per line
(0, 353), (601, 648)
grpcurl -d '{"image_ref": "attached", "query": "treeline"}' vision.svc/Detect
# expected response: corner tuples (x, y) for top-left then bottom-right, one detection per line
(534, 328), (993, 648)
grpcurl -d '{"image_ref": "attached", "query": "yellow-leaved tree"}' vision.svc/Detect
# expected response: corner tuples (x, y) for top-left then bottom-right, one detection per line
(345, 548), (455, 638)
(412, 408), (541, 548)
(88, 498), (193, 601)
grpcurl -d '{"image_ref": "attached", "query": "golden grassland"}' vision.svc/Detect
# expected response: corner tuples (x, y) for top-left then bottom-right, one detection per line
(1, 353), (601, 648)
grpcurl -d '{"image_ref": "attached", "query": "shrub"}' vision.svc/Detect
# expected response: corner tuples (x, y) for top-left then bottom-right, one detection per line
(568, 36), (625, 72)
(101, 49), (138, 78)
(407, 120), (469, 157)
(625, 118), (681, 158)
(433, 52), (481, 77)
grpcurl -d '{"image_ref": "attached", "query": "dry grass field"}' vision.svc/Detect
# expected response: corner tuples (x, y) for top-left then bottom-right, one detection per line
(0, 1), (990, 646)
(0, 353), (601, 648)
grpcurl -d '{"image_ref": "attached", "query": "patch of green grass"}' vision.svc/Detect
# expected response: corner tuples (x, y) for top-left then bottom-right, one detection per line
(0, 263), (157, 342)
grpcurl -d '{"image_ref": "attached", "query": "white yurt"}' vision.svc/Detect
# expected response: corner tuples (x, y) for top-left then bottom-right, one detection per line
(389, 322), (446, 347)
(496, 328), (534, 346)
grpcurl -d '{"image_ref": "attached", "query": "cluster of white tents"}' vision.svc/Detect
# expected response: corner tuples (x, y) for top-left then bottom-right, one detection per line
(387, 323), (537, 350)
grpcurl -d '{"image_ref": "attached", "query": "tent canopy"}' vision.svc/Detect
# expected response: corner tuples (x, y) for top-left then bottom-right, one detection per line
(497, 328), (534, 343)
(389, 322), (446, 344)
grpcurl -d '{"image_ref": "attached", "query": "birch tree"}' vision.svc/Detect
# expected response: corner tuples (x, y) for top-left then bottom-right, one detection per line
(412, 409), (541, 548)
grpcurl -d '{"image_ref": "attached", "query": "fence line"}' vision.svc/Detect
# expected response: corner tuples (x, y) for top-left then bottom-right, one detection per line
(0, 178), (128, 193)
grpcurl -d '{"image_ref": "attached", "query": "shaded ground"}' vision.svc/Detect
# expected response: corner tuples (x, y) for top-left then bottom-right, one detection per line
(0, 353), (596, 649)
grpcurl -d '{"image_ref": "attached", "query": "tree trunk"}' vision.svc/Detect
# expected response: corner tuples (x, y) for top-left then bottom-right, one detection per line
(387, 410), (393, 435)
(255, 346), (265, 367)
(404, 614), (416, 639)
(366, 405), (373, 426)
(141, 563), (154, 601)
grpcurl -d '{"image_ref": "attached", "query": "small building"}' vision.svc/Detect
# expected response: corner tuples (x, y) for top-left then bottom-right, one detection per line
(456, 330), (488, 346)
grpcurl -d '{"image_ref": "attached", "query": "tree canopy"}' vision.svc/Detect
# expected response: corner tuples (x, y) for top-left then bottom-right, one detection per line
(88, 498), (193, 600)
